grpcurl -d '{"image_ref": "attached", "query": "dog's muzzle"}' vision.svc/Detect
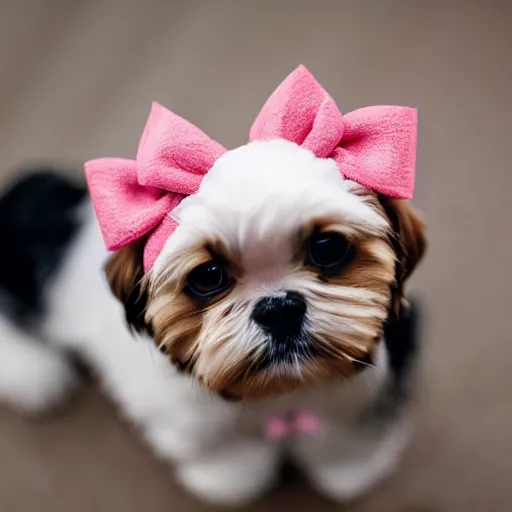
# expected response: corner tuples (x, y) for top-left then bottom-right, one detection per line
(252, 292), (317, 369)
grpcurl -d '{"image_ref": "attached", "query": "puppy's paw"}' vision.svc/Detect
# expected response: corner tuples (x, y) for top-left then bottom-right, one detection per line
(0, 334), (78, 414)
(176, 442), (278, 506)
(307, 420), (410, 503)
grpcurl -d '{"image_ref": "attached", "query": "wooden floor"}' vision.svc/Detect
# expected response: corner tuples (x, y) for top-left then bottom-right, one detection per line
(1, 2), (511, 511)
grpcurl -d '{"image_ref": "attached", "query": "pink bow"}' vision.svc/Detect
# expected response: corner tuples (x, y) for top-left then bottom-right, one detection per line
(264, 411), (323, 441)
(85, 65), (417, 271)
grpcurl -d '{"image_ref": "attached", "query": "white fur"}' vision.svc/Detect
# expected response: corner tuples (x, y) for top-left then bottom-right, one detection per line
(0, 141), (408, 505)
(305, 417), (411, 502)
(0, 316), (77, 413)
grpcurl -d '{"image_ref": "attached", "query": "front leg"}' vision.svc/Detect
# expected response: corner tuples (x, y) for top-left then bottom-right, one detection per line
(295, 417), (411, 503)
(175, 440), (280, 506)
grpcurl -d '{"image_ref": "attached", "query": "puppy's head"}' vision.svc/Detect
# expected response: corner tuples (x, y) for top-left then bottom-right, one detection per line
(106, 140), (426, 400)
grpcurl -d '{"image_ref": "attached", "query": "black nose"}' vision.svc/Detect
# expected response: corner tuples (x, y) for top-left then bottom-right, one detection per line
(252, 291), (307, 337)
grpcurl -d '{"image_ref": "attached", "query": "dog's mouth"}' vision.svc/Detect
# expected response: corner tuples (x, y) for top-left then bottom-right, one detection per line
(250, 331), (376, 377)
(253, 333), (322, 372)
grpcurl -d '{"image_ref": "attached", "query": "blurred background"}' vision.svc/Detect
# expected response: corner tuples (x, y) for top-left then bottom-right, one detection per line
(1, 1), (511, 511)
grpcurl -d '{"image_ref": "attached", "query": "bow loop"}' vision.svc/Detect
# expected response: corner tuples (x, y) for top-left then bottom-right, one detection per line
(85, 157), (180, 251)
(250, 65), (344, 157)
(333, 106), (417, 199)
(137, 102), (227, 195)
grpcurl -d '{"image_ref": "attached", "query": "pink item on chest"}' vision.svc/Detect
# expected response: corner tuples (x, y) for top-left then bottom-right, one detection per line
(264, 411), (324, 441)
(85, 65), (418, 271)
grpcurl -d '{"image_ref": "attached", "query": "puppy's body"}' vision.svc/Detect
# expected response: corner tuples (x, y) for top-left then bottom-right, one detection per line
(0, 142), (423, 505)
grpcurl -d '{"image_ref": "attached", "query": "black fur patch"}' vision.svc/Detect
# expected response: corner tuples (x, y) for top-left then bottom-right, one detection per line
(0, 171), (87, 325)
(363, 298), (421, 423)
(384, 298), (420, 395)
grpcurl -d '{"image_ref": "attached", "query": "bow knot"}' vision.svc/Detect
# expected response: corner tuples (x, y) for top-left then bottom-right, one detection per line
(86, 65), (417, 271)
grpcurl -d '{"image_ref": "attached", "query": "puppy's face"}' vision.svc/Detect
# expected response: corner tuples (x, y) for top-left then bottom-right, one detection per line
(107, 140), (426, 401)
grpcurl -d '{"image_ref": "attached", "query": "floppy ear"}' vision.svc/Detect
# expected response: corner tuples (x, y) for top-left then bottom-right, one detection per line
(390, 199), (426, 282)
(105, 240), (152, 335)
(379, 197), (427, 304)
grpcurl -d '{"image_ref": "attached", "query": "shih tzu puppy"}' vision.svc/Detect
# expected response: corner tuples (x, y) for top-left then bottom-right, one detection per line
(0, 66), (426, 505)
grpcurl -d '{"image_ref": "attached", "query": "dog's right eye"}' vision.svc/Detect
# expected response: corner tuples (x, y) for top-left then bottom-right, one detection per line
(307, 231), (354, 273)
(187, 261), (232, 298)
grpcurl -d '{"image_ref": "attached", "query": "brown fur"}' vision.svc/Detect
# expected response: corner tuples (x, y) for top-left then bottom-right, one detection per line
(388, 198), (427, 281)
(145, 246), (211, 366)
(105, 240), (151, 334)
(378, 197), (427, 313)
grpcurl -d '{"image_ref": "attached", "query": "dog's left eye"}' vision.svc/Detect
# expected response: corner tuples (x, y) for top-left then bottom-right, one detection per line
(308, 231), (354, 271)
(187, 262), (232, 298)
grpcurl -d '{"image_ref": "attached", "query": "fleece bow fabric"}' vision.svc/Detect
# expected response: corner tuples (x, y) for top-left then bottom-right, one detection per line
(85, 65), (417, 271)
